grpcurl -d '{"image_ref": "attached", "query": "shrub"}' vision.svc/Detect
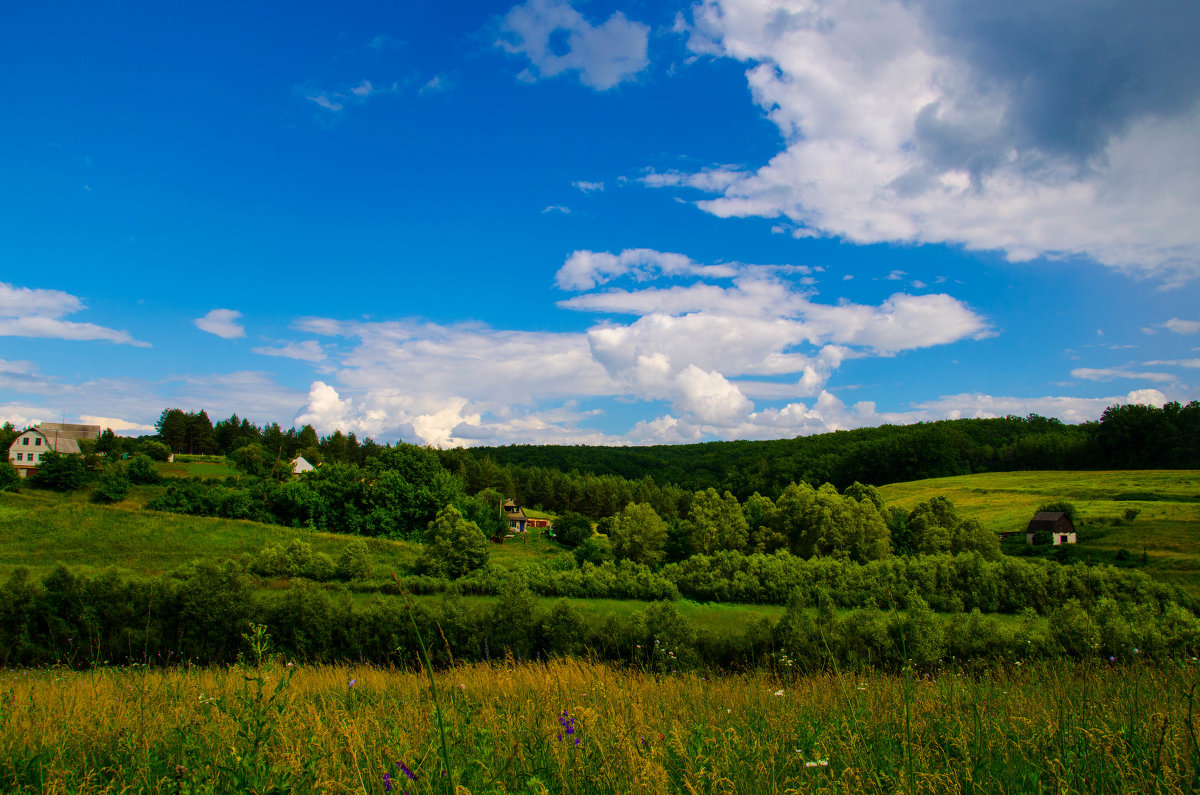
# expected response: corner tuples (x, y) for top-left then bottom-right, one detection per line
(0, 460), (19, 492)
(573, 535), (614, 566)
(336, 541), (373, 580)
(553, 512), (593, 548)
(301, 552), (336, 582)
(32, 452), (87, 491)
(93, 464), (131, 503)
(422, 505), (488, 579)
(126, 454), (161, 484)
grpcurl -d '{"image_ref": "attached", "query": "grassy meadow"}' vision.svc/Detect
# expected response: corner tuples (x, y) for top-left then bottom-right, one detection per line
(4, 655), (1199, 793)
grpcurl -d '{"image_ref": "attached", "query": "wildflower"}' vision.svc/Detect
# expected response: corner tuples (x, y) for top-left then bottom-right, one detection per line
(1134, 648), (1140, 655)
(349, 678), (357, 688)
(1109, 656), (1115, 663)
(774, 689), (784, 696)
(383, 773), (393, 792)
(397, 761), (416, 782)
(558, 709), (576, 736)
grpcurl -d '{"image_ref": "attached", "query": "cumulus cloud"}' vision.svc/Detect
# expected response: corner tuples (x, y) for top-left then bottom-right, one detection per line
(194, 309), (245, 340)
(572, 180), (604, 192)
(659, 0), (1200, 284)
(498, 0), (650, 90)
(0, 282), (149, 346)
(286, 249), (993, 445)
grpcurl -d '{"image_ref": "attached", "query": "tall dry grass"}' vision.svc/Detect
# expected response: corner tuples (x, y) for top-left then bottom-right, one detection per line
(3, 656), (1200, 793)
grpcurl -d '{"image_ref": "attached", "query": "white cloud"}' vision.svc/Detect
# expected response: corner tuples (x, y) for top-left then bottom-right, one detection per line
(555, 248), (739, 290)
(77, 415), (155, 433)
(307, 94), (344, 112)
(420, 74), (452, 95)
(572, 180), (605, 193)
(1166, 318), (1200, 334)
(194, 309), (245, 340)
(659, 0), (1200, 284)
(1070, 367), (1176, 383)
(542, 204), (571, 214)
(251, 340), (327, 364)
(283, 248), (994, 445)
(498, 0), (650, 90)
(0, 282), (149, 347)
(1145, 358), (1200, 369)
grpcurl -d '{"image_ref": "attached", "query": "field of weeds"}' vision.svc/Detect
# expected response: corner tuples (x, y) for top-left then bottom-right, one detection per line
(4, 649), (1200, 793)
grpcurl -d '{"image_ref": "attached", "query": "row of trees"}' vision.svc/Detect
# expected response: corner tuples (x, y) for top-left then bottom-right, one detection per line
(550, 485), (997, 570)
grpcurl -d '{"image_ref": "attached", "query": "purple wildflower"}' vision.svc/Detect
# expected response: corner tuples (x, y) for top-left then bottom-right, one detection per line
(558, 709), (576, 736)
(383, 773), (392, 792)
(349, 678), (357, 688)
(396, 761), (416, 782)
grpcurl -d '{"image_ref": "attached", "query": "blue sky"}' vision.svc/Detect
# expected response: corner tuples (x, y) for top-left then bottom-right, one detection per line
(2, 0), (1198, 446)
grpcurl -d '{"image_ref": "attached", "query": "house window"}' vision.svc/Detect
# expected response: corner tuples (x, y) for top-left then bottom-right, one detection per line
(15, 453), (22, 461)
(22, 437), (29, 445)
(34, 437), (41, 446)
(1060, 534), (1069, 544)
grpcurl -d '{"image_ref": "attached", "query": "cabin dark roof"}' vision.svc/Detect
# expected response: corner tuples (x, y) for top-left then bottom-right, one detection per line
(1026, 512), (1074, 532)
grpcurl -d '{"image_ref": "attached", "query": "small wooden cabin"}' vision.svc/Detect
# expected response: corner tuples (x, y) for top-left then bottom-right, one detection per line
(502, 499), (528, 533)
(1025, 512), (1077, 545)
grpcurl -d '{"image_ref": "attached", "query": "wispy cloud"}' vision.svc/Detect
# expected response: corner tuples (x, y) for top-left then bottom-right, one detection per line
(1070, 367), (1175, 383)
(194, 308), (245, 340)
(251, 339), (327, 364)
(498, 0), (650, 90)
(0, 282), (149, 347)
(572, 180), (604, 193)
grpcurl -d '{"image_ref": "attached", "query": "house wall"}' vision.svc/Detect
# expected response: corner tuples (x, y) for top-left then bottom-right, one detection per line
(8, 430), (50, 477)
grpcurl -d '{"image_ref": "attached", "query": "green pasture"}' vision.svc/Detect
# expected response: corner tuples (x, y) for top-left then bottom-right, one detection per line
(0, 489), (418, 581)
(155, 458), (237, 480)
(877, 470), (1200, 592)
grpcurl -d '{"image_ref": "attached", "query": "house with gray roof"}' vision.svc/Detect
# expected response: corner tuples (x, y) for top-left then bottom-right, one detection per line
(7, 422), (100, 478)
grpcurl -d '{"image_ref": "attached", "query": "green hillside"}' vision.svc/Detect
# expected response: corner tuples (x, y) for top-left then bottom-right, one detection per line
(877, 470), (1200, 591)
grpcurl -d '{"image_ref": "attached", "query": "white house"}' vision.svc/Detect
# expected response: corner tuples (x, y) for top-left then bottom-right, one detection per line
(293, 455), (314, 476)
(7, 422), (100, 478)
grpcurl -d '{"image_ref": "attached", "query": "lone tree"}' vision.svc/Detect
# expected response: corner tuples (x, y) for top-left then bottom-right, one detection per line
(422, 505), (488, 578)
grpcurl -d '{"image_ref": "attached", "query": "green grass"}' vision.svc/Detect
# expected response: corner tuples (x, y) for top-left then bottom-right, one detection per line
(155, 458), (237, 480)
(877, 470), (1200, 594)
(0, 489), (418, 581)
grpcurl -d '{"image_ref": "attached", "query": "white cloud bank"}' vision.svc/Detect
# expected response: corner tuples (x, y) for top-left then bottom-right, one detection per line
(655, 0), (1200, 285)
(0, 282), (149, 346)
(286, 249), (1006, 445)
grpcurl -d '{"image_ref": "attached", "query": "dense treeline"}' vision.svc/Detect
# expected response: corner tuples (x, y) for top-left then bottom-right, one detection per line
(440, 402), (1200, 504)
(2, 562), (1197, 671)
(150, 408), (380, 464)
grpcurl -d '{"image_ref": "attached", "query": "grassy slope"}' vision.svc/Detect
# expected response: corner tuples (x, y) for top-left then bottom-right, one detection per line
(876, 470), (1200, 591)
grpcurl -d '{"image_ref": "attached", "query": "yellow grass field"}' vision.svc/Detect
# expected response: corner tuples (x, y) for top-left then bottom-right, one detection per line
(5, 655), (1199, 793)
